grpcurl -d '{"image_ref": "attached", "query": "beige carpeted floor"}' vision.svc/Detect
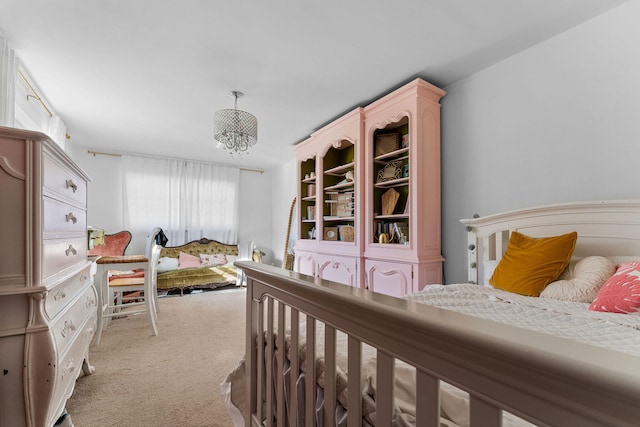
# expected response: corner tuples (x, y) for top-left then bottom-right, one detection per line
(66, 287), (246, 427)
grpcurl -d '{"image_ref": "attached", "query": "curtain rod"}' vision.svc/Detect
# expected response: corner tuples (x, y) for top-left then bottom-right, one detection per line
(17, 70), (53, 118)
(86, 150), (265, 174)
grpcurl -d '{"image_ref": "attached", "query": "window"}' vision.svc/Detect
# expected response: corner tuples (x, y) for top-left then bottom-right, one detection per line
(122, 155), (239, 245)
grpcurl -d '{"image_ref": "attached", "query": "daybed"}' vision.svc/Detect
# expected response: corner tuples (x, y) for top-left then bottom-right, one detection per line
(156, 238), (240, 295)
(225, 200), (640, 427)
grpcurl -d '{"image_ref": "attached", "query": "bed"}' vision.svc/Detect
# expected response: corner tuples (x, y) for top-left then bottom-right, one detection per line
(225, 200), (640, 426)
(156, 238), (240, 294)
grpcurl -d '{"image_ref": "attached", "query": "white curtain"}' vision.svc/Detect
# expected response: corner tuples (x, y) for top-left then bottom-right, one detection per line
(183, 160), (239, 244)
(122, 155), (239, 246)
(0, 33), (17, 127)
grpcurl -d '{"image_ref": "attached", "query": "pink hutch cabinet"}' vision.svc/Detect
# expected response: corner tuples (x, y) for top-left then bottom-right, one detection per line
(294, 79), (445, 296)
(363, 79), (445, 296)
(294, 108), (364, 287)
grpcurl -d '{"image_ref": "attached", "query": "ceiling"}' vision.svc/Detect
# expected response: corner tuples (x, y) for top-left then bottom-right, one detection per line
(0, 0), (627, 170)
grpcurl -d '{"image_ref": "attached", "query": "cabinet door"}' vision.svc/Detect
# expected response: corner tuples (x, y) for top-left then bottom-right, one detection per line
(365, 259), (412, 297)
(294, 250), (316, 277)
(316, 255), (358, 287)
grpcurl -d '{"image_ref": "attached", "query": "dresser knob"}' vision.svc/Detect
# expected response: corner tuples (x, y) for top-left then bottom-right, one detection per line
(65, 179), (78, 193)
(65, 245), (77, 256)
(65, 212), (77, 224)
(54, 290), (66, 300)
(61, 320), (76, 338)
(62, 358), (76, 379)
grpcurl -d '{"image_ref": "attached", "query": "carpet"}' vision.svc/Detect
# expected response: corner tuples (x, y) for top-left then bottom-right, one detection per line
(65, 287), (246, 427)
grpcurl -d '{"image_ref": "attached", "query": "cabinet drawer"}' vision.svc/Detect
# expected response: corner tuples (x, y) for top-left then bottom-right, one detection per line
(43, 154), (87, 208)
(45, 266), (92, 320)
(51, 284), (97, 355)
(316, 254), (359, 287)
(43, 237), (88, 280)
(365, 259), (412, 297)
(293, 250), (317, 277)
(43, 196), (87, 235)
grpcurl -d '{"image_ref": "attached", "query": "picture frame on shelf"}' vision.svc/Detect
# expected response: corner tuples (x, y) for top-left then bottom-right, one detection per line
(376, 161), (402, 183)
(324, 227), (338, 241)
(375, 133), (399, 156)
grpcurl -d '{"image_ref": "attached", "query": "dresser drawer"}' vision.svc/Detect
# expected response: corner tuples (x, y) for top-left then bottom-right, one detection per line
(43, 154), (87, 208)
(51, 284), (97, 355)
(43, 237), (88, 280)
(43, 196), (87, 236)
(51, 311), (95, 425)
(45, 266), (92, 320)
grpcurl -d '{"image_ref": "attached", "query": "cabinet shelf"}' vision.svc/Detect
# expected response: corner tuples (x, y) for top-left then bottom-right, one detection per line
(374, 177), (409, 188)
(324, 216), (355, 222)
(301, 196), (315, 202)
(375, 154), (409, 165)
(374, 147), (409, 162)
(324, 162), (355, 176)
(325, 181), (355, 191)
(374, 214), (409, 220)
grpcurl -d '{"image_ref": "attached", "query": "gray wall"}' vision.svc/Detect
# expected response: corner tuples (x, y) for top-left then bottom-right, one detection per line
(268, 2), (640, 285)
(441, 2), (640, 283)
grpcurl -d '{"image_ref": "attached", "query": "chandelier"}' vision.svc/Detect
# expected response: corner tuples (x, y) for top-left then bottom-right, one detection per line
(213, 91), (258, 156)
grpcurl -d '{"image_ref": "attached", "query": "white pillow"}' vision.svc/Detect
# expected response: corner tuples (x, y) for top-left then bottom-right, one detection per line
(540, 256), (615, 303)
(482, 260), (499, 287)
(157, 256), (179, 273)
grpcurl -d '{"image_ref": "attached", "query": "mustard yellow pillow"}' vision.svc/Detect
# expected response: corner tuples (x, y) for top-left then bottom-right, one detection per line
(489, 231), (578, 296)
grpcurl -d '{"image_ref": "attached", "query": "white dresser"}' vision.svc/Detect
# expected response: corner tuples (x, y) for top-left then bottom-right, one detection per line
(0, 126), (96, 426)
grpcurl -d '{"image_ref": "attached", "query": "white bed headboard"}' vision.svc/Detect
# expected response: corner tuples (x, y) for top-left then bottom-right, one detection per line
(460, 200), (640, 285)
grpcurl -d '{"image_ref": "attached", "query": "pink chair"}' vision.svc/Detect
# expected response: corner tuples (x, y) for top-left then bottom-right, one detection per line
(89, 230), (132, 256)
(93, 229), (162, 345)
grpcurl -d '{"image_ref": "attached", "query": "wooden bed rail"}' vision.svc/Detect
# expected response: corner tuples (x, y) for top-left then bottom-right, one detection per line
(237, 261), (640, 427)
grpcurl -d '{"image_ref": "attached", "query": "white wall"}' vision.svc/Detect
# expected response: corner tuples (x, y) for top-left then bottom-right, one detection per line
(441, 1), (640, 284)
(66, 145), (273, 258)
(269, 157), (297, 267)
(239, 168), (273, 263)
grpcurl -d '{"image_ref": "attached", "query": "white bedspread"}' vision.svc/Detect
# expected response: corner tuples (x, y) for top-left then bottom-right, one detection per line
(407, 284), (640, 357)
(222, 284), (640, 426)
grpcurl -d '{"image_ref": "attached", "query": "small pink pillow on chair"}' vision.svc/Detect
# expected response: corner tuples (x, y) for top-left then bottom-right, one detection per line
(178, 251), (202, 269)
(589, 262), (640, 313)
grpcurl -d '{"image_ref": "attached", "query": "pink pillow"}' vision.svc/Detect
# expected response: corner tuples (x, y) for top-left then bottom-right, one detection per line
(589, 262), (640, 313)
(200, 253), (227, 266)
(178, 251), (202, 269)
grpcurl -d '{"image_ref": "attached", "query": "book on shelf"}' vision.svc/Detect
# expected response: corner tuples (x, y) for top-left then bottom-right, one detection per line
(373, 221), (409, 244)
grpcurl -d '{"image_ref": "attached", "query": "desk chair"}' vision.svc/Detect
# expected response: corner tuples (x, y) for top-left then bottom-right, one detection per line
(88, 230), (132, 256)
(94, 228), (162, 345)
